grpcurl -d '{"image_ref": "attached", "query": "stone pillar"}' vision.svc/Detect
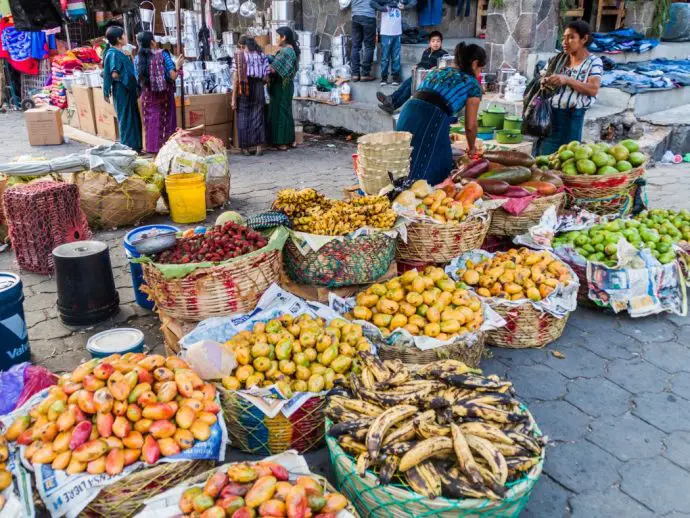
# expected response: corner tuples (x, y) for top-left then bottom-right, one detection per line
(485, 0), (558, 73)
(301, 0), (351, 50)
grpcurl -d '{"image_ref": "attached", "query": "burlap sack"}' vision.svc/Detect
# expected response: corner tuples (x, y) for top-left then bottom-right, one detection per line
(73, 171), (160, 229)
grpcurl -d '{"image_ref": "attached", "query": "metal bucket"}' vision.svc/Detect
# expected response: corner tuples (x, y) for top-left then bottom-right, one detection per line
(296, 30), (316, 49)
(271, 0), (294, 20)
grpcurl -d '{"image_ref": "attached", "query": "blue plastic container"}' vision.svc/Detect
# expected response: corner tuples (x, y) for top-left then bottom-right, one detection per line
(0, 273), (31, 371)
(86, 328), (145, 358)
(124, 225), (179, 309)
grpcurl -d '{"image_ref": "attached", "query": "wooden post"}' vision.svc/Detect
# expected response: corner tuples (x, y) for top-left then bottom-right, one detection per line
(176, 0), (185, 129)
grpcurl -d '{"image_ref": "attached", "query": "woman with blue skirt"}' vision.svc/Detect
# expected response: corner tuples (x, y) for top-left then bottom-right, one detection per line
(396, 42), (485, 185)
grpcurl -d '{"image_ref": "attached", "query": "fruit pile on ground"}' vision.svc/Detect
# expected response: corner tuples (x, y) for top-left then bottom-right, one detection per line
(326, 356), (546, 500)
(221, 315), (367, 396)
(347, 267), (484, 339)
(273, 189), (396, 236)
(178, 461), (348, 517)
(393, 180), (484, 223)
(536, 140), (647, 176)
(0, 435), (9, 506)
(5, 354), (220, 475)
(155, 223), (268, 264)
(554, 209), (690, 265)
(457, 249), (572, 301)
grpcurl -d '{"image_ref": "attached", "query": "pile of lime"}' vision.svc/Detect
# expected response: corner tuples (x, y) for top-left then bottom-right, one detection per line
(536, 140), (647, 176)
(553, 209), (690, 266)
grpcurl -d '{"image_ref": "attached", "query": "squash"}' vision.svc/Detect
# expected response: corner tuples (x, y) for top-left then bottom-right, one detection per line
(454, 182), (484, 210)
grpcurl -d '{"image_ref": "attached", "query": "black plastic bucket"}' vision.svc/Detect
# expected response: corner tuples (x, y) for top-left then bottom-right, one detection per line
(53, 241), (119, 326)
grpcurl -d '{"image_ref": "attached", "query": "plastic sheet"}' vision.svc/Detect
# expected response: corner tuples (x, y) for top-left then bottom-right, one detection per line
(523, 95), (552, 138)
(0, 362), (57, 416)
(663, 3), (690, 42)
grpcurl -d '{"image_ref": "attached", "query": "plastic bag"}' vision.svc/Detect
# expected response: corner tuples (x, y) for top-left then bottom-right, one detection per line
(0, 363), (57, 416)
(183, 340), (238, 380)
(523, 94), (553, 138)
(339, 0), (351, 8)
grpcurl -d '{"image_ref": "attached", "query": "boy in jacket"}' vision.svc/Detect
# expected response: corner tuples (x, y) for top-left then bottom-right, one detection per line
(377, 30), (448, 113)
(372, 0), (417, 86)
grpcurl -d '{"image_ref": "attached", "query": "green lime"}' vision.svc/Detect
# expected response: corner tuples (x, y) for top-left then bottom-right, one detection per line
(558, 150), (575, 162)
(574, 146), (593, 160)
(576, 159), (597, 175)
(616, 160), (633, 172)
(610, 144), (630, 162)
(592, 152), (609, 168)
(620, 139), (640, 153)
(628, 152), (646, 167)
(597, 165), (619, 176)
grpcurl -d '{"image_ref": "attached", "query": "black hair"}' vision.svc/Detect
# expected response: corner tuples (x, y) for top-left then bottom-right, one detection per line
(136, 31), (154, 88)
(454, 42), (486, 75)
(276, 26), (300, 59)
(428, 31), (443, 42)
(239, 35), (262, 53)
(105, 25), (125, 53)
(566, 20), (592, 46)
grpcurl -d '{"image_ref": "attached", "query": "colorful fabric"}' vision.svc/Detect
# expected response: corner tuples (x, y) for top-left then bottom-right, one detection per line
(270, 46), (297, 82)
(237, 76), (266, 149)
(0, 16), (38, 74)
(534, 107), (586, 156)
(103, 47), (142, 151)
(396, 97), (453, 185)
(142, 83), (176, 153)
(417, 67), (482, 114)
(550, 54), (603, 110)
(149, 51), (168, 92)
(268, 74), (295, 145)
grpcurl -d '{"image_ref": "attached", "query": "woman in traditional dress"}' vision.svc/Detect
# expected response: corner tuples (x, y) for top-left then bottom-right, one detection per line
(102, 26), (142, 152)
(232, 36), (269, 156)
(396, 42), (485, 185)
(134, 31), (183, 154)
(267, 26), (298, 150)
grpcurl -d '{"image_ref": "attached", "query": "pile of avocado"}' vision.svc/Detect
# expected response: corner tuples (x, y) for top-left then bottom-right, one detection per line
(536, 140), (647, 176)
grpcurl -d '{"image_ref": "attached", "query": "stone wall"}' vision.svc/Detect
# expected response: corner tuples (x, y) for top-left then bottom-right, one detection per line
(621, 0), (656, 35)
(485, 0), (559, 74)
(301, 0), (350, 51)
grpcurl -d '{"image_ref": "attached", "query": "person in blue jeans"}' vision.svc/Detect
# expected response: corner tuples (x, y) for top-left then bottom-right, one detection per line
(351, 0), (378, 82)
(372, 0), (417, 86)
(377, 30), (448, 113)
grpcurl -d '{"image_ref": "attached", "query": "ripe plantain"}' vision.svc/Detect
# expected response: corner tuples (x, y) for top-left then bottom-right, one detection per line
(417, 360), (478, 378)
(450, 423), (484, 488)
(366, 405), (418, 461)
(359, 352), (390, 383)
(338, 397), (385, 418)
(356, 452), (373, 477)
(440, 374), (513, 392)
(327, 417), (373, 438)
(378, 454), (400, 485)
(451, 403), (526, 425)
(415, 419), (451, 439)
(398, 437), (453, 472)
(458, 422), (515, 445)
(506, 456), (540, 474)
(338, 435), (367, 456)
(381, 440), (417, 456)
(506, 431), (543, 455)
(465, 434), (508, 485)
(405, 461), (442, 499)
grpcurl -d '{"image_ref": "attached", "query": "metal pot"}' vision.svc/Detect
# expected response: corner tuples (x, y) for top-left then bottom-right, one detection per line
(481, 105), (506, 129)
(271, 0), (293, 21)
(503, 115), (523, 131)
(296, 30), (316, 49)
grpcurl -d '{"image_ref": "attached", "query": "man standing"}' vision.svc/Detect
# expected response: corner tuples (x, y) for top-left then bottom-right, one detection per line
(351, 0), (377, 82)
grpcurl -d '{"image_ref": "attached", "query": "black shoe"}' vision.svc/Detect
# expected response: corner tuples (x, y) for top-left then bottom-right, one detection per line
(376, 91), (387, 103)
(378, 103), (395, 114)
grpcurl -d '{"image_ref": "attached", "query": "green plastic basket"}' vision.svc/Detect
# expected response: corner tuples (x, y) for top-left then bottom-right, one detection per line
(325, 418), (545, 518)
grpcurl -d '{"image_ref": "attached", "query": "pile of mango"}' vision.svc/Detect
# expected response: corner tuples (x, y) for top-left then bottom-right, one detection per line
(0, 435), (9, 508)
(5, 354), (220, 476)
(348, 267), (485, 340)
(458, 248), (572, 301)
(221, 315), (367, 396)
(537, 140), (647, 176)
(178, 461), (348, 517)
(393, 180), (484, 223)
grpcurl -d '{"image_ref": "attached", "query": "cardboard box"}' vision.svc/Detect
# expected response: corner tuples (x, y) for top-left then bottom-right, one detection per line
(73, 85), (96, 135)
(175, 93), (231, 128)
(92, 87), (119, 141)
(204, 122), (232, 147)
(25, 106), (64, 146)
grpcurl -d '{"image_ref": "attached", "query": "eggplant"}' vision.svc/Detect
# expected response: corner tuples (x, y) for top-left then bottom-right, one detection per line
(503, 186), (533, 198)
(478, 179), (510, 195)
(451, 159), (490, 182)
(482, 150), (536, 168)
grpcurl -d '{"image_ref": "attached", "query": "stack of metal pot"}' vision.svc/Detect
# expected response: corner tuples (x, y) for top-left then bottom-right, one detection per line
(295, 30), (316, 97)
(270, 0), (295, 46)
(331, 34), (349, 68)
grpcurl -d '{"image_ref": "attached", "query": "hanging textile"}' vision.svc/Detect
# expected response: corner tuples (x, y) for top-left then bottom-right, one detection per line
(0, 16), (38, 74)
(418, 0), (442, 26)
(66, 0), (87, 19)
(8, 0), (64, 31)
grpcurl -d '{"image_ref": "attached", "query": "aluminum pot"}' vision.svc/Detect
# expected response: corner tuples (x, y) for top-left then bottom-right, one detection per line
(271, 0), (293, 21)
(296, 30), (316, 48)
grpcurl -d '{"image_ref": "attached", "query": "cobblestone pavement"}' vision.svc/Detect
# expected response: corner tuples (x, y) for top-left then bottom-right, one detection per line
(1, 111), (690, 515)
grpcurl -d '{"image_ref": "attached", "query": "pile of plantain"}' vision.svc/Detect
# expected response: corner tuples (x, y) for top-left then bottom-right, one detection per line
(273, 188), (396, 236)
(326, 353), (545, 501)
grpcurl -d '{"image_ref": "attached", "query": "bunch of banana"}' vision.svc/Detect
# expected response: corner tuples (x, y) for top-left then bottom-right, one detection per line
(325, 355), (546, 501)
(273, 188), (330, 218)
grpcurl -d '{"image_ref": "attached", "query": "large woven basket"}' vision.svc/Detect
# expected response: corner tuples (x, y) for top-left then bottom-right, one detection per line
(217, 385), (327, 456)
(284, 232), (396, 288)
(358, 131), (412, 159)
(396, 212), (492, 264)
(378, 332), (485, 367)
(142, 249), (282, 321)
(357, 131), (412, 195)
(563, 167), (645, 216)
(489, 192), (567, 237)
(326, 419), (544, 518)
(487, 303), (569, 349)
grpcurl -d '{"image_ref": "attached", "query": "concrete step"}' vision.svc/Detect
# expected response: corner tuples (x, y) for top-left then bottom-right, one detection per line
(293, 99), (393, 134)
(597, 86), (690, 116)
(639, 105), (690, 155)
(593, 41), (690, 65)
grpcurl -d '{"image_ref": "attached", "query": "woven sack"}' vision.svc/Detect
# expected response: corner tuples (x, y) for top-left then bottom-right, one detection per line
(217, 385), (327, 455)
(283, 232), (396, 288)
(396, 211), (492, 264)
(489, 192), (566, 237)
(142, 249), (282, 321)
(487, 303), (569, 348)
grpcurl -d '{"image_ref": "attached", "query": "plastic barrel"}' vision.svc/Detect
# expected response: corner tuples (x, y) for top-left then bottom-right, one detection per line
(0, 273), (30, 371)
(124, 225), (179, 309)
(165, 173), (207, 224)
(87, 328), (145, 358)
(53, 241), (119, 326)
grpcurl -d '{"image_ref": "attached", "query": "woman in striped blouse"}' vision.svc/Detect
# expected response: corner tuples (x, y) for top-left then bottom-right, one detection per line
(536, 20), (603, 155)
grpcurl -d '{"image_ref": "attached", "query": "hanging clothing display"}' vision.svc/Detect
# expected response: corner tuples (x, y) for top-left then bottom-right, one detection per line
(88, 0), (138, 13)
(418, 0), (442, 26)
(8, 0), (63, 31)
(0, 16), (38, 74)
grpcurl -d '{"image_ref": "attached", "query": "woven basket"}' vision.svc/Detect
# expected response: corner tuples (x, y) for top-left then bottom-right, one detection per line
(326, 419), (544, 518)
(487, 303), (569, 349)
(489, 192), (567, 237)
(396, 212), (492, 264)
(378, 332), (485, 367)
(142, 249), (282, 321)
(284, 232), (396, 288)
(358, 168), (409, 196)
(217, 385), (327, 456)
(563, 167), (645, 216)
(358, 131), (412, 158)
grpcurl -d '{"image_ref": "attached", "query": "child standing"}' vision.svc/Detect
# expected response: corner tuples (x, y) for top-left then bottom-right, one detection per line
(373, 0), (417, 86)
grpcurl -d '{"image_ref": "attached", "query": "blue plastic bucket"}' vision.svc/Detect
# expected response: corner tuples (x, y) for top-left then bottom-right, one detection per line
(124, 225), (179, 309)
(0, 273), (30, 371)
(86, 328), (145, 358)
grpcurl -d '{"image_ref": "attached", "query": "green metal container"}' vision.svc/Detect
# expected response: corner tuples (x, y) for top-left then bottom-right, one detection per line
(495, 129), (524, 144)
(481, 105), (506, 129)
(504, 115), (523, 131)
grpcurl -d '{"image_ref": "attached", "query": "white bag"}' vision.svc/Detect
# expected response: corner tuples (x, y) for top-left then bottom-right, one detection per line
(339, 0), (351, 8)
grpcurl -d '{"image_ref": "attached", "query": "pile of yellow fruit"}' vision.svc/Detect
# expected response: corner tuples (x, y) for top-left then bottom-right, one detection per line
(347, 266), (484, 340)
(393, 180), (484, 224)
(0, 434), (10, 501)
(458, 248), (572, 301)
(221, 315), (368, 396)
(273, 188), (396, 236)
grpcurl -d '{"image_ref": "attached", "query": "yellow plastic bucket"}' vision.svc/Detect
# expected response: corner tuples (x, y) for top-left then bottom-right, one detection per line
(165, 173), (207, 224)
